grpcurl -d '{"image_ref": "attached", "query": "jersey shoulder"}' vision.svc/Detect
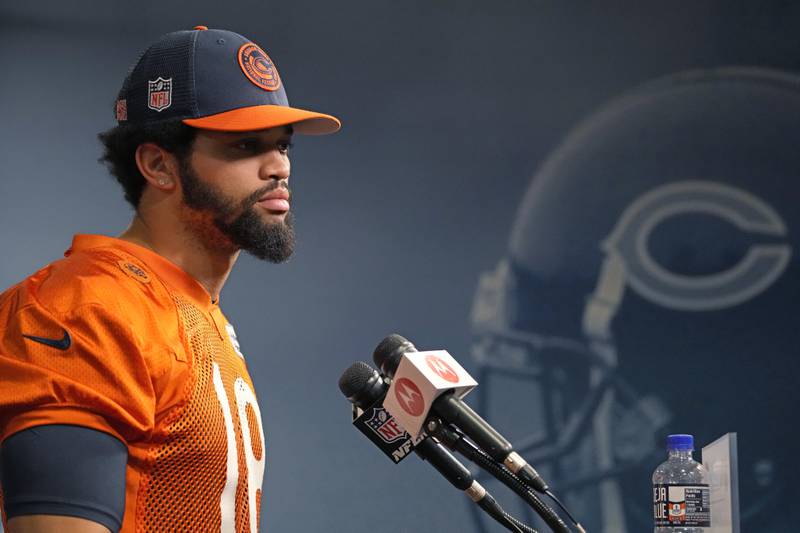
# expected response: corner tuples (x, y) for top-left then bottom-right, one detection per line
(9, 245), (170, 314)
(0, 244), (180, 354)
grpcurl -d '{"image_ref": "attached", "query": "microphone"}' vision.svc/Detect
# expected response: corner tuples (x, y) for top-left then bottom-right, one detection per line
(373, 334), (549, 493)
(339, 361), (478, 493)
(339, 361), (418, 464)
(338, 362), (538, 533)
(339, 360), (386, 410)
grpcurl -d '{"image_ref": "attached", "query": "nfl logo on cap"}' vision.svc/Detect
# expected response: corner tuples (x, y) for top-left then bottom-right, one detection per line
(148, 77), (172, 112)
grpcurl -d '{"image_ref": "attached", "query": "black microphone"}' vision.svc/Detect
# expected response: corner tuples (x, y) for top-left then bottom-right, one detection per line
(338, 362), (537, 533)
(339, 361), (387, 411)
(373, 334), (549, 493)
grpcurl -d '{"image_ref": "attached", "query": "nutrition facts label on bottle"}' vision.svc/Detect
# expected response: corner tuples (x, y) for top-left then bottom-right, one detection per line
(654, 483), (712, 527)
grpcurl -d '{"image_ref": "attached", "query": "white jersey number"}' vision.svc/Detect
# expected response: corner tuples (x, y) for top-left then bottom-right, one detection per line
(212, 362), (265, 533)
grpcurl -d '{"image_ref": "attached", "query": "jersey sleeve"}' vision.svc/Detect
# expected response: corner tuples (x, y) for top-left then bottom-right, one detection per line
(0, 294), (157, 445)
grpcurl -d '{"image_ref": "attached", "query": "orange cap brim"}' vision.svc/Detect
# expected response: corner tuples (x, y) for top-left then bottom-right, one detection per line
(182, 104), (341, 135)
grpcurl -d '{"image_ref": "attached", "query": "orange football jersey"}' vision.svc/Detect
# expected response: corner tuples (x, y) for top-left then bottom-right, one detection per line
(0, 234), (265, 532)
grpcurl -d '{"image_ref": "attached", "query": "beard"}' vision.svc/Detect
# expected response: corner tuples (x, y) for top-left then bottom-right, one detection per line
(177, 158), (295, 263)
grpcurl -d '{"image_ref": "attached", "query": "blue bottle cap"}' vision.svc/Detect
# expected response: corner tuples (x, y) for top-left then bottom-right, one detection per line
(667, 434), (694, 451)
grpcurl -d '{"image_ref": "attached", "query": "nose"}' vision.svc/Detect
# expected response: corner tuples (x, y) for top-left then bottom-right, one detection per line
(259, 150), (290, 183)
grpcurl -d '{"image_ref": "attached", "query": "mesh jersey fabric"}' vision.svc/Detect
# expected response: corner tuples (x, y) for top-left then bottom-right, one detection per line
(0, 234), (265, 532)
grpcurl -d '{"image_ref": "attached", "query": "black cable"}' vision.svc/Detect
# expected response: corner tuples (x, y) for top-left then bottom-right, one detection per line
(438, 420), (587, 532)
(475, 491), (531, 533)
(505, 511), (539, 533)
(544, 490), (585, 533)
(470, 440), (573, 533)
(429, 420), (573, 533)
(412, 435), (536, 533)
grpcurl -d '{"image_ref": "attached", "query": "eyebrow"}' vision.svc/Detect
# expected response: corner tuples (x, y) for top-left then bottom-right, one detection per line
(235, 125), (293, 138)
(206, 126), (290, 141)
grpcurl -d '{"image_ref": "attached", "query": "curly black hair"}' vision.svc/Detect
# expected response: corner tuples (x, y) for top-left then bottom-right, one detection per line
(98, 120), (197, 210)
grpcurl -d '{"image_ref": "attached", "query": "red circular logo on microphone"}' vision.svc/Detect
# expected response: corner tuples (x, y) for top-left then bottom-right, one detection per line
(394, 378), (425, 417)
(425, 354), (460, 383)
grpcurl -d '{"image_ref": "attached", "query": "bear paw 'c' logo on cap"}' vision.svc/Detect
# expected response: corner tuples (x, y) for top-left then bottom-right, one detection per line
(238, 43), (281, 91)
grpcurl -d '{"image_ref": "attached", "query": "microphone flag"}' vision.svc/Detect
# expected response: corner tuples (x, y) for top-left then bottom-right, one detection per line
(383, 350), (478, 439)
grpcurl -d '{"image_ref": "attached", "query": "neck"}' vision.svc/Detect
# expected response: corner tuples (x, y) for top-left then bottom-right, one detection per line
(118, 213), (238, 304)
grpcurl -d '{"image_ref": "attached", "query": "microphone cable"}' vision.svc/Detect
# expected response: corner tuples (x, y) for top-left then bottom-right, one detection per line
(427, 419), (579, 533)
(474, 489), (535, 533)
(544, 490), (584, 533)
(415, 437), (536, 533)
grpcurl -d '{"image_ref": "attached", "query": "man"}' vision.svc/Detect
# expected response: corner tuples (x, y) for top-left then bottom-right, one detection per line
(0, 26), (340, 533)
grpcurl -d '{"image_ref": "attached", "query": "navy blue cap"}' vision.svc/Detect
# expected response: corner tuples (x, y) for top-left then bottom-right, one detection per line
(666, 434), (694, 451)
(115, 26), (340, 135)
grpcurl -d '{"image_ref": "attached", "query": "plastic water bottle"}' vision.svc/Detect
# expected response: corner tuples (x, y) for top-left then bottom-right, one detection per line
(652, 434), (711, 532)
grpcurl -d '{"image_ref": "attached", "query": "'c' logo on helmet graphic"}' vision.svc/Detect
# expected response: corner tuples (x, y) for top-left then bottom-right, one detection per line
(238, 43), (281, 91)
(394, 378), (425, 416)
(604, 180), (791, 311)
(425, 354), (460, 383)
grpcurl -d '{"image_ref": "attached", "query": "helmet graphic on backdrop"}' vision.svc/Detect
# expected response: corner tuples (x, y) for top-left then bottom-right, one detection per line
(469, 67), (800, 533)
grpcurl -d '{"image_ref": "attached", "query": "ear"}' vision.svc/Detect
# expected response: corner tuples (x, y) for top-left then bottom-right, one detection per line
(135, 143), (180, 190)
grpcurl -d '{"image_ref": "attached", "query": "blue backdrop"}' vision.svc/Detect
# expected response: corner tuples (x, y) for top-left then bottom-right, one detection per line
(1, 2), (798, 531)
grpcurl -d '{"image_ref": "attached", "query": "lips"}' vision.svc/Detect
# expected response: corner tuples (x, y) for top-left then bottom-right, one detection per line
(258, 189), (290, 213)
(259, 199), (290, 211)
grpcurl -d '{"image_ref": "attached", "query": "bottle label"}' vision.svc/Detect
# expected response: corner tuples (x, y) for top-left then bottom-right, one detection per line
(653, 483), (711, 527)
